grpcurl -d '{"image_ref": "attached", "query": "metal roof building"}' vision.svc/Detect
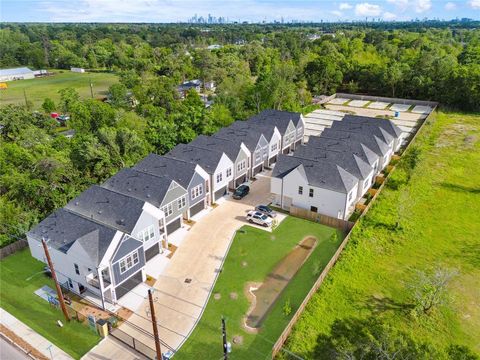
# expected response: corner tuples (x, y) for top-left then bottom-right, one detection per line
(0, 67), (35, 82)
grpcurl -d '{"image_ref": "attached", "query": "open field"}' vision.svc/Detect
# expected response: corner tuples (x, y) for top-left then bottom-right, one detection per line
(0, 249), (101, 359)
(176, 216), (342, 359)
(0, 70), (118, 108)
(284, 111), (480, 357)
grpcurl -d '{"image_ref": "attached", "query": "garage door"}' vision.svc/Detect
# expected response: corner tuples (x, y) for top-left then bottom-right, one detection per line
(189, 201), (205, 217)
(145, 243), (160, 262)
(235, 174), (247, 188)
(214, 186), (227, 202)
(269, 155), (277, 165)
(283, 148), (290, 154)
(166, 218), (181, 234)
(253, 165), (262, 176)
(115, 271), (142, 299)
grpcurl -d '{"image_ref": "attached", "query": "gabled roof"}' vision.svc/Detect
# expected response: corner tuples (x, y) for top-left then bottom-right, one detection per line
(214, 125), (265, 153)
(65, 185), (145, 234)
(342, 115), (403, 138)
(0, 67), (33, 76)
(294, 144), (372, 180)
(307, 136), (379, 166)
(134, 154), (199, 189)
(248, 109), (302, 133)
(167, 143), (226, 175)
(102, 168), (179, 208)
(331, 121), (394, 145)
(27, 208), (117, 265)
(190, 135), (242, 162)
(320, 128), (390, 156)
(231, 120), (277, 141)
(272, 154), (358, 193)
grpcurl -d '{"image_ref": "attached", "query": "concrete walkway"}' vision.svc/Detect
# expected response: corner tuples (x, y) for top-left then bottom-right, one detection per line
(111, 173), (279, 354)
(0, 308), (73, 360)
(82, 337), (147, 360)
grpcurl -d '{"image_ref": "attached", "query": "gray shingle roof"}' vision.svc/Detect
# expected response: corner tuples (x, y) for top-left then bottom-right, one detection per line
(272, 154), (358, 193)
(307, 136), (379, 167)
(229, 120), (276, 140)
(248, 109), (302, 133)
(293, 144), (372, 179)
(214, 126), (263, 153)
(190, 135), (241, 162)
(343, 115), (403, 138)
(320, 128), (390, 156)
(331, 121), (394, 145)
(167, 143), (226, 175)
(133, 154), (198, 189)
(27, 208), (117, 265)
(102, 168), (175, 208)
(65, 185), (145, 234)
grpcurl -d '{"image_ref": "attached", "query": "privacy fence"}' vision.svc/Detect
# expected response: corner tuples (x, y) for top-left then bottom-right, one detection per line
(0, 239), (28, 260)
(271, 101), (438, 358)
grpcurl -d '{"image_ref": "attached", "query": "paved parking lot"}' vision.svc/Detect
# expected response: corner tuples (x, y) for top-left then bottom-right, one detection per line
(113, 171), (284, 353)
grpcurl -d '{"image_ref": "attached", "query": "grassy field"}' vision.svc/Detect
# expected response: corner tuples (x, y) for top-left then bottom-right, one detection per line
(176, 216), (342, 360)
(0, 249), (100, 359)
(284, 111), (480, 357)
(0, 70), (118, 109)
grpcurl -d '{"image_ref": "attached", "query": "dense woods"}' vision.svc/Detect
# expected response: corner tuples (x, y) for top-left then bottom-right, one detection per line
(1, 22), (479, 246)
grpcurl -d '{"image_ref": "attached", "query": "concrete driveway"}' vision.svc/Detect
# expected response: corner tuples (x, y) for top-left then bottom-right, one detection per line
(115, 171), (285, 354)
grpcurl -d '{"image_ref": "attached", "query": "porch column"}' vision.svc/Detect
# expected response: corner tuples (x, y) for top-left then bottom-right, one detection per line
(97, 267), (106, 310)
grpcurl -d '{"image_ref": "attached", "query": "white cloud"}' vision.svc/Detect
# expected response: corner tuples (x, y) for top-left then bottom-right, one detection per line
(331, 10), (343, 17)
(469, 0), (480, 9)
(414, 0), (432, 13)
(386, 0), (409, 10)
(355, 3), (382, 16)
(383, 11), (397, 20)
(339, 3), (353, 10)
(444, 2), (456, 10)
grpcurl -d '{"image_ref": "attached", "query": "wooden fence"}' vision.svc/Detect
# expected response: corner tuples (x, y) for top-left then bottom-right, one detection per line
(271, 105), (438, 358)
(289, 206), (354, 233)
(0, 239), (28, 260)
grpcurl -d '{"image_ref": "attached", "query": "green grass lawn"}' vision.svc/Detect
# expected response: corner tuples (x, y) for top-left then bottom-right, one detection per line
(0, 249), (100, 359)
(0, 70), (118, 109)
(176, 216), (342, 360)
(284, 111), (480, 357)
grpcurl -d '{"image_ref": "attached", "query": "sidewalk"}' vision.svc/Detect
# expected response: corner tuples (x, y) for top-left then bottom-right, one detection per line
(81, 337), (147, 360)
(0, 308), (73, 360)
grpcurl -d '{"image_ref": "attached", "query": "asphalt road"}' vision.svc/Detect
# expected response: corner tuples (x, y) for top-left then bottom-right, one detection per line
(0, 337), (31, 360)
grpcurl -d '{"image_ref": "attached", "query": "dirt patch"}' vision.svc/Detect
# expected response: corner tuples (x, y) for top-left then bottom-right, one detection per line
(214, 293), (221, 300)
(167, 243), (178, 259)
(230, 292), (238, 300)
(436, 123), (477, 149)
(243, 236), (317, 331)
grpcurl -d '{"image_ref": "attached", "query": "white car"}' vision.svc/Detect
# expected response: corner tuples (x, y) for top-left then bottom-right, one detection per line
(246, 210), (273, 227)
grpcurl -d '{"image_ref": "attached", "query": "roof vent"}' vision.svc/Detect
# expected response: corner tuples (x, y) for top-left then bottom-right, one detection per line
(75, 201), (79, 206)
(146, 194), (151, 198)
(127, 188), (132, 192)
(98, 210), (102, 214)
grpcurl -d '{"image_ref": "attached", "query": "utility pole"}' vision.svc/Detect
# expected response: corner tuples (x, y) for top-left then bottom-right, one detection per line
(41, 238), (70, 322)
(23, 89), (29, 109)
(148, 289), (162, 360)
(222, 316), (228, 360)
(89, 79), (94, 99)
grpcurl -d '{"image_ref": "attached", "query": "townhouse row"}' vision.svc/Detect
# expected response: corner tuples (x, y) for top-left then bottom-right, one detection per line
(27, 109), (306, 308)
(271, 115), (404, 220)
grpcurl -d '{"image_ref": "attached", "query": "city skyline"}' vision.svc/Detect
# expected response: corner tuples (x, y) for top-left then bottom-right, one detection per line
(1, 1), (480, 23)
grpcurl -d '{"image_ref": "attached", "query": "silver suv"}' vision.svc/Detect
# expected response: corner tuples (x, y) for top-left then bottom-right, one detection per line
(246, 210), (273, 227)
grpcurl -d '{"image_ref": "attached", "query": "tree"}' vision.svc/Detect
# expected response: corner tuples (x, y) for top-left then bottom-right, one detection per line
(41, 98), (56, 113)
(314, 317), (443, 360)
(108, 83), (129, 108)
(407, 266), (458, 316)
(58, 87), (80, 113)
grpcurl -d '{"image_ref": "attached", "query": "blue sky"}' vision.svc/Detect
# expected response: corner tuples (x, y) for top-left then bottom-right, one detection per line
(1, 1), (479, 22)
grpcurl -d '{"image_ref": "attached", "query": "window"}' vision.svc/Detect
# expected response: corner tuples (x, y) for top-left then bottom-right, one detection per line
(237, 160), (246, 173)
(309, 188), (314, 197)
(298, 186), (303, 195)
(138, 225), (155, 242)
(271, 143), (278, 152)
(255, 152), (262, 163)
(119, 251), (140, 274)
(74, 263), (80, 275)
(68, 278), (73, 289)
(348, 192), (353, 201)
(216, 172), (223, 183)
(310, 206), (318, 213)
(177, 195), (186, 209)
(162, 203), (173, 216)
(191, 184), (203, 200)
(226, 168), (232, 177)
